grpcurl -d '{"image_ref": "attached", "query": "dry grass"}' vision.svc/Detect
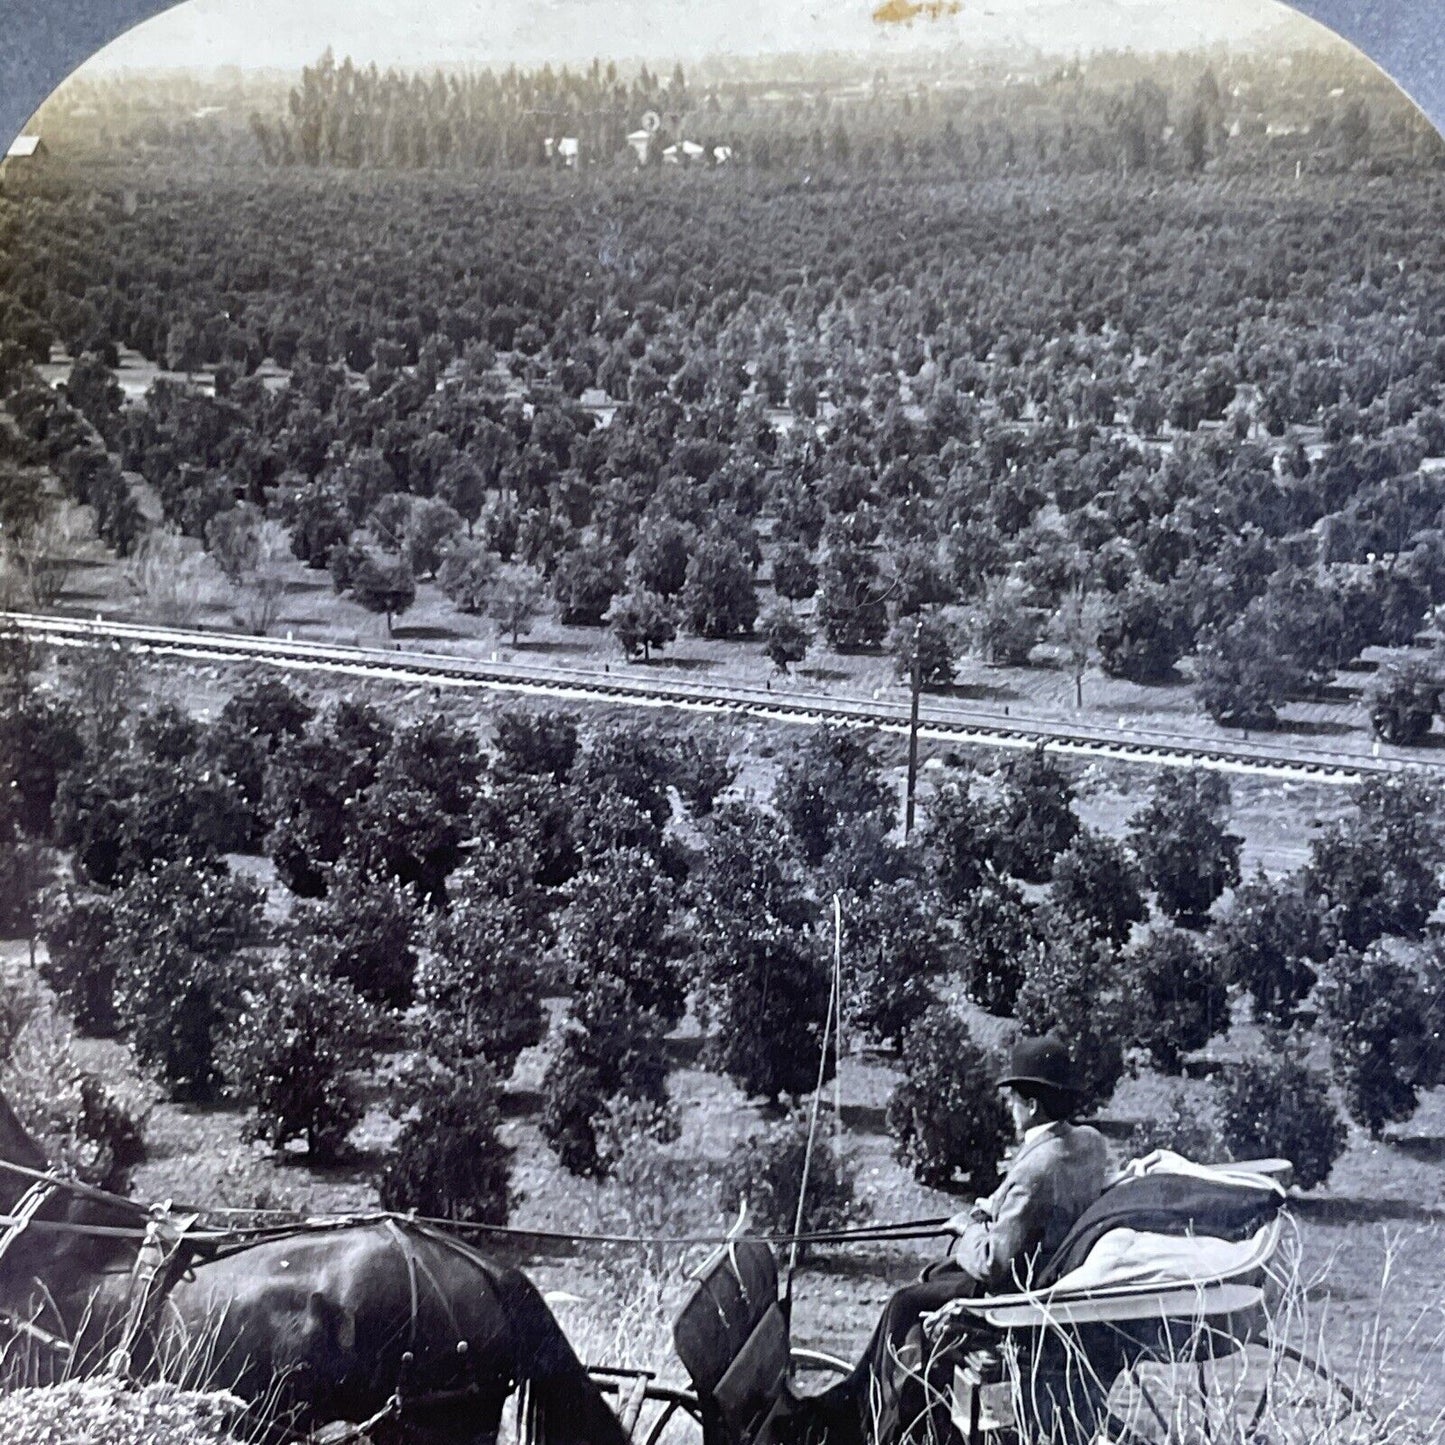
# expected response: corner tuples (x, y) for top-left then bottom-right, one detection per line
(839, 1216), (1445, 1445)
(1072, 1221), (1445, 1445)
(0, 1378), (245, 1445)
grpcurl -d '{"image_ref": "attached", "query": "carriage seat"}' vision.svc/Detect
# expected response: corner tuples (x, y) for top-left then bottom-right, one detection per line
(926, 1153), (1286, 1343)
(1033, 1152), (1287, 1291)
(929, 1154), (1290, 1443)
(673, 1239), (789, 1445)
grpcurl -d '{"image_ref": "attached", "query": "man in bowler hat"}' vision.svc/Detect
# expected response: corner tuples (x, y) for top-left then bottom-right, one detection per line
(776, 1033), (1111, 1444)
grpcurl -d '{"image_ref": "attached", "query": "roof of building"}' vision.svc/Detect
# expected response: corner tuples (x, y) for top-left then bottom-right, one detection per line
(6, 136), (45, 159)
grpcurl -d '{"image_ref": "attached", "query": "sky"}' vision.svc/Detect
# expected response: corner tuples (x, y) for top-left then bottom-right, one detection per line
(82, 0), (1328, 74)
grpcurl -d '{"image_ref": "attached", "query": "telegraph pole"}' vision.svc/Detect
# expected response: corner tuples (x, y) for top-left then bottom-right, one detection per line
(904, 616), (923, 836)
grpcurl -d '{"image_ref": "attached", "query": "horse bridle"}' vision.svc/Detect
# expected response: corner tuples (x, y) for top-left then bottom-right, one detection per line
(382, 1216), (423, 1362)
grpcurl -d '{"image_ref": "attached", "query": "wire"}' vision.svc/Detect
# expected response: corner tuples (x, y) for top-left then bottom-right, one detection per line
(787, 893), (843, 1293)
(0, 1158), (949, 1249)
(0, 1212), (951, 1249)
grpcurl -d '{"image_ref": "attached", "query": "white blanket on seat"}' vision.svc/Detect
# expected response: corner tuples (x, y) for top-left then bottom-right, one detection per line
(1112, 1149), (1288, 1196)
(1033, 1150), (1284, 1297)
(1043, 1221), (1278, 1296)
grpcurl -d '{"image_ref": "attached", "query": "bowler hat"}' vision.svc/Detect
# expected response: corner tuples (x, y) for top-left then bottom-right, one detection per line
(996, 1034), (1079, 1096)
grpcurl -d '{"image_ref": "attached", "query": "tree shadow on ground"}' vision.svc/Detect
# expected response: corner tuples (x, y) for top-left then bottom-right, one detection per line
(797, 666), (852, 683)
(506, 639), (581, 655)
(391, 623), (464, 641)
(268, 614), (334, 630)
(1272, 719), (1355, 739)
(1406, 731), (1445, 750)
(294, 1140), (391, 1184)
(1389, 1134), (1445, 1164)
(927, 681), (1022, 704)
(500, 1087), (544, 1119)
(666, 1036), (705, 1067)
(840, 1103), (889, 1133)
(1291, 1194), (1445, 1226)
(648, 656), (716, 672)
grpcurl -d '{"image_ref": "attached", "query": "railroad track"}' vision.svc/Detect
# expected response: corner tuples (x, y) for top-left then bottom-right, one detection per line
(4, 610), (1429, 786)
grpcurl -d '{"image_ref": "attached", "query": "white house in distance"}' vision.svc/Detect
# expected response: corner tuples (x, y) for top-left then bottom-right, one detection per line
(542, 136), (581, 167)
(2, 135), (49, 188)
(662, 139), (706, 165)
(626, 129), (652, 164)
(7, 135), (46, 160)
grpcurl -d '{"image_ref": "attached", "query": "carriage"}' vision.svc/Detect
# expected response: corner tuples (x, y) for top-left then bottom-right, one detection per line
(0, 1136), (1374, 1445)
(569, 1152), (1372, 1445)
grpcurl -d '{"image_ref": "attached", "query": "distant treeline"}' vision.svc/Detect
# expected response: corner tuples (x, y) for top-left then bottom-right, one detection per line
(34, 46), (1445, 176)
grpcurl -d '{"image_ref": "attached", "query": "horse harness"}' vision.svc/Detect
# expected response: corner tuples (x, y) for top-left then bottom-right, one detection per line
(0, 1174), (203, 1378)
(0, 1180), (514, 1443)
(0, 1177), (70, 1356)
(310, 1218), (506, 1445)
(104, 1201), (201, 1376)
(383, 1217), (423, 1359)
(0, 1177), (60, 1271)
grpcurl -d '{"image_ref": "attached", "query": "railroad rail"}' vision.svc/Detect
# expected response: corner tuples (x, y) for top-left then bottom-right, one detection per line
(4, 610), (1431, 786)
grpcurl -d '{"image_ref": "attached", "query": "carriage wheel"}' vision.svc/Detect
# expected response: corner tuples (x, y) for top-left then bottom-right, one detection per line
(1099, 1335), (1374, 1444)
(636, 1393), (701, 1445)
(790, 1347), (852, 1378)
(582, 1376), (702, 1445)
(629, 1352), (849, 1443)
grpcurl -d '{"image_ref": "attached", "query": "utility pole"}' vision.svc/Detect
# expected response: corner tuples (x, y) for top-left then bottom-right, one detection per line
(904, 615), (923, 836)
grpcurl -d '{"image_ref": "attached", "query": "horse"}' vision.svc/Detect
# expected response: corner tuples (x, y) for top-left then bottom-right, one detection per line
(0, 1091), (628, 1445)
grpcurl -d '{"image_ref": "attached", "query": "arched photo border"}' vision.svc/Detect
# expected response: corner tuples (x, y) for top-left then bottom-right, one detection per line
(0, 1), (1440, 149)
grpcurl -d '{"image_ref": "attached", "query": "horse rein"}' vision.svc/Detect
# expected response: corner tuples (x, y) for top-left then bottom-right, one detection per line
(0, 1171), (208, 1379)
(0, 1177), (71, 1359)
(0, 1210), (954, 1249)
(0, 1177), (59, 1268)
(0, 1159), (944, 1294)
(0, 1155), (150, 1216)
(0, 1157), (951, 1249)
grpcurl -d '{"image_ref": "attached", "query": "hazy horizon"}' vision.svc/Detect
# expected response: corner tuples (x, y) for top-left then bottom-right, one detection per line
(78, 0), (1334, 77)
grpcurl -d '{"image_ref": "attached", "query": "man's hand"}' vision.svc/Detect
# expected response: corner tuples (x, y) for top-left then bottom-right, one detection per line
(943, 1204), (990, 1235)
